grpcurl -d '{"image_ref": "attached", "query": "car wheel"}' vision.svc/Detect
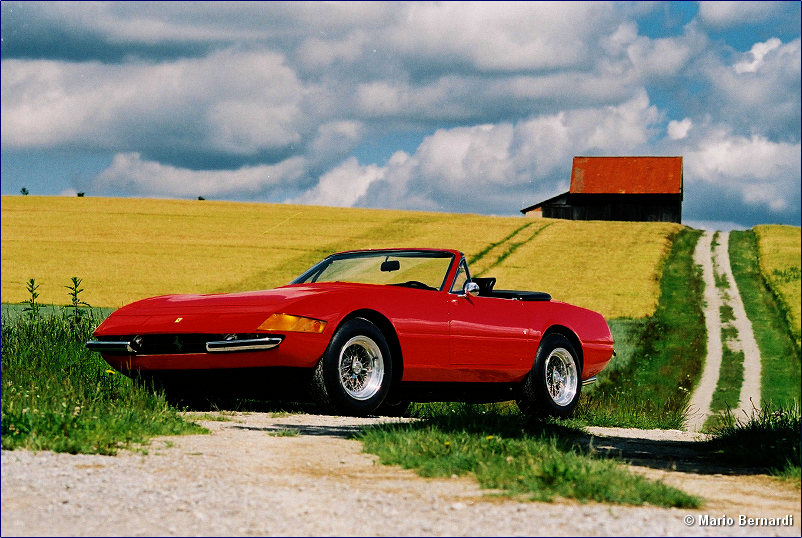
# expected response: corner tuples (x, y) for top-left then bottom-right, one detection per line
(517, 333), (581, 419)
(310, 318), (393, 416)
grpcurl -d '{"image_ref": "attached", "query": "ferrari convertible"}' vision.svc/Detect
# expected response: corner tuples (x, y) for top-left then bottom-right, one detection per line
(87, 248), (614, 417)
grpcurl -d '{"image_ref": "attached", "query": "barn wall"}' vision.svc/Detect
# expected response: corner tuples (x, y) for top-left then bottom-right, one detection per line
(541, 194), (681, 223)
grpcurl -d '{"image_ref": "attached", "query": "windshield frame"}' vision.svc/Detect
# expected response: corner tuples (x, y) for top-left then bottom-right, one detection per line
(290, 249), (459, 291)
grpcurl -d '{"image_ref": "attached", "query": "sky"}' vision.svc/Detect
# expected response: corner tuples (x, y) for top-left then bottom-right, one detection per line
(1, 1), (800, 230)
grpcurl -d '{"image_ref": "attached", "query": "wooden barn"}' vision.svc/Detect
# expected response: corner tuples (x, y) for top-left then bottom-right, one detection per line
(521, 156), (683, 223)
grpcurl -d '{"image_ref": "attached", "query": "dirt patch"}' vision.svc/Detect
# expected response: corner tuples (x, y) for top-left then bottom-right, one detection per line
(2, 413), (799, 536)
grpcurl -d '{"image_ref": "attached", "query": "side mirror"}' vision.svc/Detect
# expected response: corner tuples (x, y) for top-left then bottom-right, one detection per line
(462, 281), (480, 297)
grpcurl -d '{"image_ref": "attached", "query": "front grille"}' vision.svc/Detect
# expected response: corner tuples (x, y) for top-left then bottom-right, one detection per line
(98, 333), (266, 355)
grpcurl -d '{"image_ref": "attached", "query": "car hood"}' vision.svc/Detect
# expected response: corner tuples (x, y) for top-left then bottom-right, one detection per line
(114, 284), (329, 316)
(94, 284), (353, 336)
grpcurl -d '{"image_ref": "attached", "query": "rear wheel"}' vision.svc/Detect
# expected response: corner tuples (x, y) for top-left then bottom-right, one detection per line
(517, 333), (581, 418)
(310, 318), (392, 416)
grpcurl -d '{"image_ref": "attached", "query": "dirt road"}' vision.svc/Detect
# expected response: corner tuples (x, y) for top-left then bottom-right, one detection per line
(688, 231), (763, 431)
(2, 412), (799, 537)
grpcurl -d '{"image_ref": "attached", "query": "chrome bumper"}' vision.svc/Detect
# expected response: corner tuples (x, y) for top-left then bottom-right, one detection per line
(86, 336), (283, 354)
(582, 376), (597, 387)
(205, 336), (283, 353)
(86, 340), (136, 354)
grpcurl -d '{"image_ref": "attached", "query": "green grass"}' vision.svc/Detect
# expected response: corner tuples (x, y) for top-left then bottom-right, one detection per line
(358, 404), (700, 507)
(705, 269), (744, 427)
(1, 302), (115, 321)
(269, 428), (300, 437)
(704, 404), (801, 484)
(706, 347), (744, 423)
(183, 412), (235, 422)
(575, 228), (705, 429)
(729, 231), (800, 408)
(1, 309), (205, 454)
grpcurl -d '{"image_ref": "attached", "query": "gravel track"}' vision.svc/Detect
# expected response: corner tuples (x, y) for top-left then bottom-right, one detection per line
(688, 230), (763, 431)
(2, 412), (799, 537)
(712, 231), (762, 416)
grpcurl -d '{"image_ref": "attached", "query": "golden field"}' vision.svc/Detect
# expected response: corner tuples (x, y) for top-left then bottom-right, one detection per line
(2, 196), (681, 318)
(754, 224), (801, 347)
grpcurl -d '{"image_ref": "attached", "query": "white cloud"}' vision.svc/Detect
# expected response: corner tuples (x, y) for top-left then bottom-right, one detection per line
(703, 38), (801, 137)
(685, 133), (801, 212)
(291, 157), (384, 207)
(697, 1), (785, 27)
(355, 91), (662, 213)
(1, 2), (799, 226)
(734, 38), (782, 74)
(1, 50), (303, 154)
(384, 2), (614, 72)
(668, 118), (693, 140)
(308, 121), (365, 165)
(93, 152), (307, 197)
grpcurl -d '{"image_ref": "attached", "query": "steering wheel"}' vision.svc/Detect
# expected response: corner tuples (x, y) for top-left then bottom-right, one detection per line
(394, 280), (436, 291)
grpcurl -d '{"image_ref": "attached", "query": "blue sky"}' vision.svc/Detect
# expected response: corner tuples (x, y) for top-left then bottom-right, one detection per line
(2, 1), (800, 229)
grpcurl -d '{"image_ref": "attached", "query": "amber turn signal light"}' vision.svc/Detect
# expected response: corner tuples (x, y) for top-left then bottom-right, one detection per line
(258, 313), (327, 333)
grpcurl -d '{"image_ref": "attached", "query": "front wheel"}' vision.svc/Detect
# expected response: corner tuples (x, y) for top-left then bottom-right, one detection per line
(517, 333), (581, 418)
(309, 318), (393, 416)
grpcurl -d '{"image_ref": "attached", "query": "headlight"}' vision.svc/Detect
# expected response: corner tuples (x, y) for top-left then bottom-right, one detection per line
(257, 313), (327, 334)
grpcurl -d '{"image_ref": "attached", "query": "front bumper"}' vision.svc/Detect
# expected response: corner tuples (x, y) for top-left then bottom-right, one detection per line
(86, 335), (283, 354)
(86, 331), (328, 372)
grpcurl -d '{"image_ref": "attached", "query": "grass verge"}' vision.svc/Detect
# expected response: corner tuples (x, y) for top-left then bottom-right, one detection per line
(358, 404), (700, 507)
(1, 309), (205, 454)
(575, 228), (705, 429)
(729, 231), (801, 408)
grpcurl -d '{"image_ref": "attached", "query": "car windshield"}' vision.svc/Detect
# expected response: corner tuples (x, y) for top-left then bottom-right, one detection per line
(291, 250), (455, 291)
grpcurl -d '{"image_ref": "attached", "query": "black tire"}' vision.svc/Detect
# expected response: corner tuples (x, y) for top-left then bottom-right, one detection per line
(309, 318), (393, 416)
(517, 333), (582, 419)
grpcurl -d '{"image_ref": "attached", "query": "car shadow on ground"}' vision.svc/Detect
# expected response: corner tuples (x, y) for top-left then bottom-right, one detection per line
(577, 432), (766, 476)
(187, 399), (783, 478)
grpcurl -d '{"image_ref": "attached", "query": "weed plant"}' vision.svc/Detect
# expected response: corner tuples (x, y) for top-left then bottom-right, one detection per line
(359, 404), (700, 508)
(1, 282), (203, 454)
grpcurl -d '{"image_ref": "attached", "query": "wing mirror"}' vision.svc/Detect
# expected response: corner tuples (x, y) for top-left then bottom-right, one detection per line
(462, 281), (480, 297)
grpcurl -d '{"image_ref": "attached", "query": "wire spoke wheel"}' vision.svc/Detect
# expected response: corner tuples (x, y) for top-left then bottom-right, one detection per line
(338, 335), (385, 401)
(544, 347), (578, 406)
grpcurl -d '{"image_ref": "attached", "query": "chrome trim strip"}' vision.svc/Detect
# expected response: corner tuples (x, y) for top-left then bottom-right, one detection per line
(86, 340), (135, 354)
(205, 336), (283, 353)
(582, 376), (597, 387)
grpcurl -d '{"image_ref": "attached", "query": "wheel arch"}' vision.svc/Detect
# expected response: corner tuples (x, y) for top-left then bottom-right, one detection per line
(541, 325), (584, 371)
(337, 309), (403, 386)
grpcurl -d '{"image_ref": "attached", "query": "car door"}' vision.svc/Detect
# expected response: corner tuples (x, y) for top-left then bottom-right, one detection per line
(447, 260), (534, 369)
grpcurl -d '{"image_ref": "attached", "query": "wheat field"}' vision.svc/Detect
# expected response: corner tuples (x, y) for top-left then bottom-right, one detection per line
(2, 196), (681, 318)
(754, 224), (801, 347)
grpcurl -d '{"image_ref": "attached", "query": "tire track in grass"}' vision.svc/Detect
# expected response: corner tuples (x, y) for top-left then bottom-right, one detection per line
(467, 221), (535, 267)
(474, 222), (553, 277)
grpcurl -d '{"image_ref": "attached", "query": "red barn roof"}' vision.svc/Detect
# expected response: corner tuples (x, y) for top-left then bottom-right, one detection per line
(570, 156), (683, 195)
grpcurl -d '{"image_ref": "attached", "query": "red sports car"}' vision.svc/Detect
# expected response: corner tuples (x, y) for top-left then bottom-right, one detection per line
(88, 248), (614, 417)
